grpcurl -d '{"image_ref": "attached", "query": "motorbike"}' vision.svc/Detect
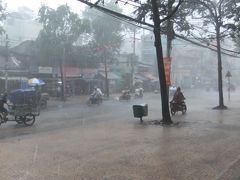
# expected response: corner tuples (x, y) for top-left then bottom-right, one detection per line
(119, 90), (131, 100)
(170, 100), (187, 115)
(134, 88), (143, 98)
(87, 93), (103, 105)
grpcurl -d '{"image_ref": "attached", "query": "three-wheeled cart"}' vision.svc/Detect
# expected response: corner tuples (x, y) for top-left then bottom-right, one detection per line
(0, 88), (40, 126)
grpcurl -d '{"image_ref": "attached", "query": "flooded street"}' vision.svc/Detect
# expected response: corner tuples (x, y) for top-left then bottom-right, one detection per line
(1, 89), (240, 179)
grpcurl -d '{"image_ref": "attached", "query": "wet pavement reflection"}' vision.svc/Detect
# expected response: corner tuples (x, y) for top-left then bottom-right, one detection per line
(1, 89), (240, 179)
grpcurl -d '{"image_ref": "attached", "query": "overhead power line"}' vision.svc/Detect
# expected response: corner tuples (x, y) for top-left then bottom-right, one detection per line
(78, 0), (240, 58)
(174, 34), (240, 58)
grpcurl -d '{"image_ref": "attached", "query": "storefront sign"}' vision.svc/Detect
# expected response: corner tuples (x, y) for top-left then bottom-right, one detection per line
(38, 67), (53, 74)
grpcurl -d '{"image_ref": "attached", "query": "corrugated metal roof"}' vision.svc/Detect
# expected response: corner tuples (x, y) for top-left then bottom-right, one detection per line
(0, 76), (27, 81)
(98, 72), (120, 80)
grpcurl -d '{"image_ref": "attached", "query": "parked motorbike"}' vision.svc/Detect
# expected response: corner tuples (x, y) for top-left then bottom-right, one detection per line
(170, 101), (187, 115)
(119, 90), (131, 100)
(134, 88), (143, 98)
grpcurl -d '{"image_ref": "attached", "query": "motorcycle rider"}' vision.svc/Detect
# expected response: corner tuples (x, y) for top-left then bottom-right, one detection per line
(172, 87), (185, 105)
(96, 87), (103, 97)
(90, 86), (103, 103)
(120, 87), (131, 100)
(0, 92), (8, 120)
(135, 87), (144, 98)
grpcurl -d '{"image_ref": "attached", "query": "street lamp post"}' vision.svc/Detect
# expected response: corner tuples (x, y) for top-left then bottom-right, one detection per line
(225, 71), (232, 101)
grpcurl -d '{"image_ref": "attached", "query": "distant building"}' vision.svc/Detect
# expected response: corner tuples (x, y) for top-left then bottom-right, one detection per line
(1, 7), (42, 47)
(0, 46), (28, 93)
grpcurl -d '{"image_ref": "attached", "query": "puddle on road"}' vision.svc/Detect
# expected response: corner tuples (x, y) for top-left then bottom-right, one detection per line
(135, 119), (200, 128)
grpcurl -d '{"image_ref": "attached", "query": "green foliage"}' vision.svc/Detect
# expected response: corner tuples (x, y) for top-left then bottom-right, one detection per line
(69, 45), (99, 68)
(233, 30), (240, 51)
(89, 1), (123, 60)
(188, 0), (240, 40)
(36, 4), (90, 66)
(186, 0), (240, 108)
(134, 0), (190, 36)
(0, 1), (6, 34)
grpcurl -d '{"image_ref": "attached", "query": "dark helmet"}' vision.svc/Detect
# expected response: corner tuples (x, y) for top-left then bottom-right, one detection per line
(177, 87), (181, 91)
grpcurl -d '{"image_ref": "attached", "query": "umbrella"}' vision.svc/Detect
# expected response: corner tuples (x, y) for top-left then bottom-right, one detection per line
(28, 78), (45, 86)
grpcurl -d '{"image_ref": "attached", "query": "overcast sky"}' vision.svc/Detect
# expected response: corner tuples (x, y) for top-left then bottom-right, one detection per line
(2, 0), (135, 17)
(2, 0), (86, 14)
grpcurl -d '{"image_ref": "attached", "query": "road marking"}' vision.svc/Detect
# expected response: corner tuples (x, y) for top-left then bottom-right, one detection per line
(215, 154), (240, 180)
(18, 170), (29, 180)
(33, 144), (38, 163)
(57, 162), (61, 176)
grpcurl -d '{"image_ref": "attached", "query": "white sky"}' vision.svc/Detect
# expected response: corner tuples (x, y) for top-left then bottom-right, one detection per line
(2, 0), (87, 14)
(2, 0), (135, 17)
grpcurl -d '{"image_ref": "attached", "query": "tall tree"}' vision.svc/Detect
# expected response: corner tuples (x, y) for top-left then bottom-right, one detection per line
(0, 1), (6, 35)
(123, 24), (140, 91)
(135, 0), (183, 123)
(232, 4), (240, 51)
(37, 4), (90, 100)
(89, 2), (123, 97)
(134, 0), (190, 101)
(76, 0), (183, 124)
(234, 31), (240, 50)
(150, 0), (172, 123)
(135, 0), (190, 57)
(187, 0), (239, 109)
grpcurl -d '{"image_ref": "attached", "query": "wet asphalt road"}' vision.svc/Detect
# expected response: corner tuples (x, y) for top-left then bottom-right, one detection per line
(0, 93), (161, 139)
(1, 89), (240, 179)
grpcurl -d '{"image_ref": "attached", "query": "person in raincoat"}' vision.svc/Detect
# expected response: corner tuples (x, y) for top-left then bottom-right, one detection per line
(0, 92), (8, 117)
(172, 87), (185, 104)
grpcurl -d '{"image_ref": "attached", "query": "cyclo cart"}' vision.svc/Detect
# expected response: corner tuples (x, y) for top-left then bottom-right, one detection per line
(0, 89), (40, 126)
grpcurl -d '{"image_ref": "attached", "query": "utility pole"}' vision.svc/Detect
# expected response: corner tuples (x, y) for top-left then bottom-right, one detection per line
(5, 34), (9, 92)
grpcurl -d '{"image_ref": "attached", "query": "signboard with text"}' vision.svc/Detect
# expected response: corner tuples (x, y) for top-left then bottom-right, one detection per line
(38, 66), (53, 74)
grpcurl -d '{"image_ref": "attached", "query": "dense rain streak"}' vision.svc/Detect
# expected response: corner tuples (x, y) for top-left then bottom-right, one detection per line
(0, 0), (240, 179)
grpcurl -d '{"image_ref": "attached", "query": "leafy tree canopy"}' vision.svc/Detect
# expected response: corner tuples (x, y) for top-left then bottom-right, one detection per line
(87, 1), (123, 60)
(36, 4), (90, 66)
(0, 1), (6, 34)
(134, 0), (189, 36)
(186, 0), (240, 41)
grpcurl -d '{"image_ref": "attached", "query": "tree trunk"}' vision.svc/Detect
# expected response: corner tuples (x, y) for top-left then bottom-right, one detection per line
(59, 46), (66, 101)
(104, 49), (109, 97)
(166, 1), (173, 58)
(130, 28), (136, 92)
(59, 58), (65, 101)
(5, 34), (9, 92)
(151, 0), (172, 124)
(215, 24), (226, 109)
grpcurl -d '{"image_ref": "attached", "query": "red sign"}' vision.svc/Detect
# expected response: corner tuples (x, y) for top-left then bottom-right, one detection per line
(63, 67), (81, 77)
(163, 57), (171, 86)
